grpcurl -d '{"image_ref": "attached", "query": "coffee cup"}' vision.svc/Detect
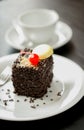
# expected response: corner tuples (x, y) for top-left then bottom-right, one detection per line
(13, 9), (59, 44)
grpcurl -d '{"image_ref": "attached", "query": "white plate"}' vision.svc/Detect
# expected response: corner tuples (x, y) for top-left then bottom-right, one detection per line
(0, 54), (83, 121)
(5, 21), (72, 50)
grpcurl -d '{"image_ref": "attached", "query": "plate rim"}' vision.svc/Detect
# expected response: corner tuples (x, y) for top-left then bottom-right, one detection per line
(5, 21), (73, 50)
(0, 53), (83, 121)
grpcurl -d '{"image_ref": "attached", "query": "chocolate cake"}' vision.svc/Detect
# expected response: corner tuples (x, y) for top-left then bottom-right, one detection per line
(12, 44), (53, 98)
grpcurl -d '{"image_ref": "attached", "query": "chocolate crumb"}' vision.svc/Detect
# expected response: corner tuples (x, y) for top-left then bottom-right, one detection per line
(8, 95), (11, 98)
(4, 102), (7, 106)
(9, 99), (14, 102)
(0, 99), (1, 101)
(6, 92), (10, 95)
(7, 89), (10, 92)
(43, 102), (46, 104)
(24, 99), (27, 102)
(46, 95), (48, 97)
(36, 104), (39, 106)
(3, 100), (8, 102)
(50, 99), (53, 101)
(30, 105), (36, 109)
(29, 97), (35, 103)
(49, 90), (52, 93)
(57, 92), (62, 96)
(56, 80), (59, 82)
(17, 100), (19, 102)
(3, 100), (8, 106)
(40, 98), (43, 100)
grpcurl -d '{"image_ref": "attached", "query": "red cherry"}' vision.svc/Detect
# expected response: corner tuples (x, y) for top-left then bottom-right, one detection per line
(28, 53), (39, 65)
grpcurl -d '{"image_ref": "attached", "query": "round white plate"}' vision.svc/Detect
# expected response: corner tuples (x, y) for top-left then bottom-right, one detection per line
(5, 21), (72, 50)
(0, 54), (83, 121)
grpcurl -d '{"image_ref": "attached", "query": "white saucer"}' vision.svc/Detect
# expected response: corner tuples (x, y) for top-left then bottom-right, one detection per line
(0, 54), (83, 121)
(5, 21), (73, 50)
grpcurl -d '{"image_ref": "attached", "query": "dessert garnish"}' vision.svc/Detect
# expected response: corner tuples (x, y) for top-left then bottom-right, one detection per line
(20, 44), (53, 66)
(28, 53), (39, 65)
(33, 44), (53, 59)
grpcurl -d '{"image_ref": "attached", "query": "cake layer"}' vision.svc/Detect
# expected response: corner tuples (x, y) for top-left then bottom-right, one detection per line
(13, 73), (53, 98)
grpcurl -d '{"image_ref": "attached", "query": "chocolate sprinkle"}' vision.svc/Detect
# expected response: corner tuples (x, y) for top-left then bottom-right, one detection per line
(8, 95), (11, 98)
(49, 90), (52, 93)
(40, 98), (43, 100)
(3, 100), (8, 106)
(24, 99), (27, 102)
(3, 100), (8, 102)
(36, 104), (39, 106)
(29, 97), (36, 103)
(50, 99), (53, 101)
(6, 92), (10, 95)
(30, 105), (36, 109)
(17, 100), (19, 102)
(7, 89), (10, 92)
(46, 95), (48, 97)
(57, 92), (62, 96)
(9, 99), (14, 102)
(4, 102), (7, 106)
(56, 80), (59, 82)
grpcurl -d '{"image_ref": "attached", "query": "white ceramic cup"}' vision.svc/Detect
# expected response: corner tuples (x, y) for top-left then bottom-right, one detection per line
(13, 9), (59, 44)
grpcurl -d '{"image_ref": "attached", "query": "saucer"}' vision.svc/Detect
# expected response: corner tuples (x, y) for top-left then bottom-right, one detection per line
(5, 21), (73, 50)
(0, 54), (83, 121)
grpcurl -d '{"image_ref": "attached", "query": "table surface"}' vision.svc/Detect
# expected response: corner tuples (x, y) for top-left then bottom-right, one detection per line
(0, 0), (84, 129)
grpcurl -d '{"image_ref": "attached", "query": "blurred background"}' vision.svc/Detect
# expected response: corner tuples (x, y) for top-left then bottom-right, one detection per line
(0, 0), (84, 70)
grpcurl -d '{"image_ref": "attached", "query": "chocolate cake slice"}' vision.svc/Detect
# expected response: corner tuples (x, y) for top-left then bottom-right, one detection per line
(12, 44), (53, 98)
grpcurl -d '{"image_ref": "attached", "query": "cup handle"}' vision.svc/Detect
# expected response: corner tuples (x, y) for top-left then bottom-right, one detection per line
(13, 20), (30, 46)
